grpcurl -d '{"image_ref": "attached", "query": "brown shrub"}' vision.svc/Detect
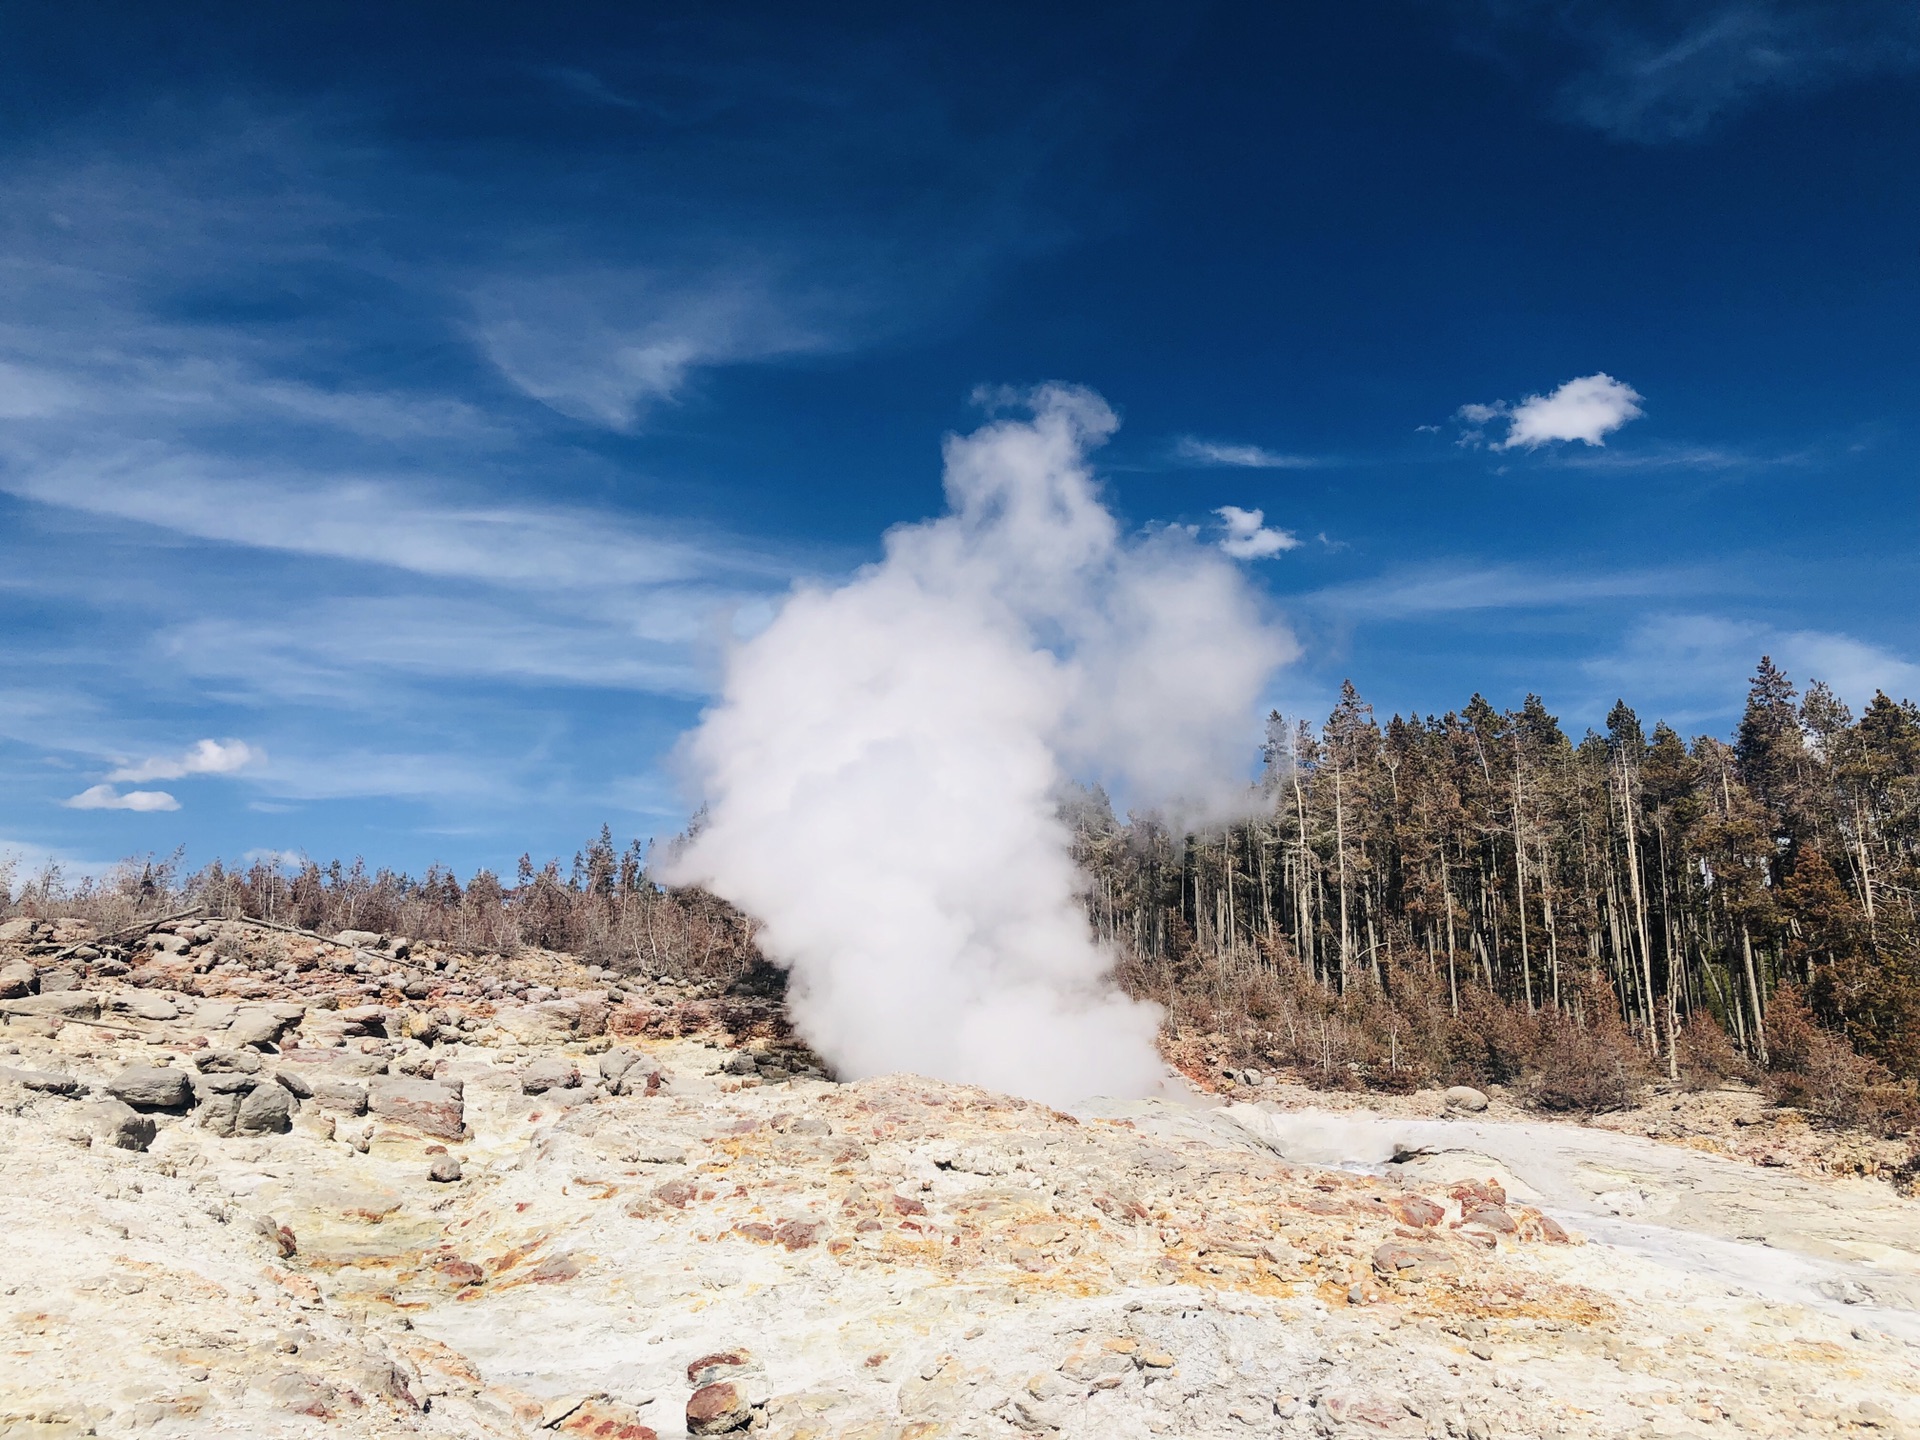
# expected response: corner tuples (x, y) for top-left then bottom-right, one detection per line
(1521, 1011), (1644, 1113)
(1765, 985), (1920, 1137)
(1676, 1017), (1753, 1090)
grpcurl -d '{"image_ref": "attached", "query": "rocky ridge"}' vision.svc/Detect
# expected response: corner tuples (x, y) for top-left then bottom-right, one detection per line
(1, 913), (1917, 1438)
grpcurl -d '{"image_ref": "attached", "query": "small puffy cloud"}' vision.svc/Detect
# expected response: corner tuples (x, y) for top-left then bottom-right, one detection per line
(1454, 373), (1645, 451)
(63, 784), (179, 812)
(108, 738), (259, 783)
(1175, 437), (1318, 469)
(1215, 506), (1300, 560)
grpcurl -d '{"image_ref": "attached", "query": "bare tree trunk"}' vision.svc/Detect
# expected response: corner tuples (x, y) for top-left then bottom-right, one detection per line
(1740, 919), (1768, 1066)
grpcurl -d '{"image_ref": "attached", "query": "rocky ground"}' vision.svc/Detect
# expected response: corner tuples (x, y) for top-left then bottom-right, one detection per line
(2, 912), (1918, 1439)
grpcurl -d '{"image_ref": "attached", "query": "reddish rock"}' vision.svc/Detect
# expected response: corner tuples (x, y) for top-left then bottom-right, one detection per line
(774, 1219), (822, 1251)
(1463, 1203), (1517, 1234)
(435, 1258), (486, 1287)
(1450, 1178), (1507, 1207)
(1386, 1194), (1445, 1228)
(367, 1076), (465, 1139)
(558, 1398), (658, 1440)
(1371, 1241), (1454, 1279)
(686, 1350), (754, 1386)
(653, 1178), (697, 1209)
(890, 1194), (927, 1216)
(686, 1382), (750, 1435)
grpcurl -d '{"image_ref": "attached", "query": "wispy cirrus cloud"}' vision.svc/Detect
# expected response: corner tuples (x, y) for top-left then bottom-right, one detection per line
(1306, 560), (1706, 620)
(1173, 436), (1320, 469)
(1451, 0), (1920, 143)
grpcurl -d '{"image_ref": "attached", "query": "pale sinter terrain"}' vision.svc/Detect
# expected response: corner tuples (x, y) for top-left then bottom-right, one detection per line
(2, 913), (1917, 1440)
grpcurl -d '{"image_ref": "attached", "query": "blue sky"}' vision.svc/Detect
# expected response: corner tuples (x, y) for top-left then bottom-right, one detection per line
(3, 1), (1918, 880)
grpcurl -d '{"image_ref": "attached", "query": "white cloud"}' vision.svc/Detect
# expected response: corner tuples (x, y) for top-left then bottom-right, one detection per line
(62, 784), (180, 812)
(1214, 506), (1300, 560)
(1581, 613), (1920, 723)
(108, 738), (259, 783)
(1454, 373), (1645, 451)
(1174, 436), (1318, 469)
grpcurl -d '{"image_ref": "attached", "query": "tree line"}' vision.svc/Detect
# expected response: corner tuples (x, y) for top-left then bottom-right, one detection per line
(1071, 658), (1920, 1113)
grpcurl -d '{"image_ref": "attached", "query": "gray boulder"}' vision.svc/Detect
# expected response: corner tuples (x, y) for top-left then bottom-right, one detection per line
(195, 1048), (263, 1074)
(108, 1065), (193, 1111)
(1444, 1085), (1489, 1113)
(116, 992), (179, 1022)
(0, 990), (100, 1020)
(194, 1070), (259, 1096)
(78, 1097), (157, 1151)
(236, 1082), (294, 1135)
(199, 1090), (244, 1136)
(0, 1064), (82, 1096)
(229, 1008), (296, 1048)
(0, 959), (35, 998)
(520, 1055), (580, 1095)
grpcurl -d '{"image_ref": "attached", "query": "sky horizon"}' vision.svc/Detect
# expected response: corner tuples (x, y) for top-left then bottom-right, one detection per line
(3, 1), (1918, 883)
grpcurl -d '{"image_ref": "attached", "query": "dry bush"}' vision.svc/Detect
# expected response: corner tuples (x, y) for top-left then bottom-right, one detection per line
(1676, 1016), (1752, 1090)
(1522, 1009), (1644, 1113)
(1766, 985), (1920, 1137)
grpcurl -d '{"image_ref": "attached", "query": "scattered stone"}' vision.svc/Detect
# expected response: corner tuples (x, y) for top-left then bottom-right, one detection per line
(107, 1064), (194, 1111)
(236, 1081), (294, 1135)
(368, 1075), (466, 1139)
(230, 1007), (297, 1048)
(309, 1078), (370, 1115)
(116, 992), (179, 1022)
(0, 917), (34, 945)
(0, 1064), (83, 1096)
(553, 1397), (657, 1438)
(428, 1153), (463, 1183)
(76, 1097), (157, 1151)
(0, 990), (100, 1020)
(521, 1055), (581, 1094)
(0, 958), (36, 997)
(37, 968), (81, 993)
(195, 1048), (264, 1074)
(332, 929), (384, 948)
(686, 1382), (751, 1435)
(1444, 1085), (1489, 1113)
(720, 1052), (757, 1077)
(1372, 1241), (1453, 1278)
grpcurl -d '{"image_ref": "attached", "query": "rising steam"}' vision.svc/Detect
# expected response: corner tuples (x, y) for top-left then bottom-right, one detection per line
(666, 386), (1296, 1105)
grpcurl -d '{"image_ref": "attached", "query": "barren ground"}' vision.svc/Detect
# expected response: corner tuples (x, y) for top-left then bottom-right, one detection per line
(2, 915), (1917, 1439)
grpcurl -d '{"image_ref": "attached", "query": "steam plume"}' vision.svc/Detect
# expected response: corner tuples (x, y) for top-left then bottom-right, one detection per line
(666, 385), (1296, 1105)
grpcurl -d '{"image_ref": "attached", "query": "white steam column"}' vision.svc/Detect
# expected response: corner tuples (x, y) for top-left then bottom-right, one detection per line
(666, 385), (1296, 1106)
